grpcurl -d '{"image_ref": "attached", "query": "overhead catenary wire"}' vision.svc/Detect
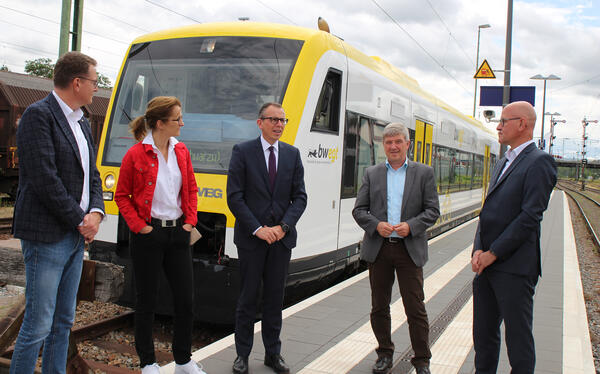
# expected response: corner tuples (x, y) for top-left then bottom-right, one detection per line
(369, 0), (471, 95)
(424, 0), (474, 66)
(254, 0), (298, 25)
(87, 7), (151, 33)
(144, 0), (201, 23)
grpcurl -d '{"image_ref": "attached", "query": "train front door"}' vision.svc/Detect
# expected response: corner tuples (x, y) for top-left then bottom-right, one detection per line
(414, 119), (433, 166)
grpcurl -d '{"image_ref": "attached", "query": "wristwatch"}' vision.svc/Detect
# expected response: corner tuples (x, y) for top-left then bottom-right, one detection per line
(280, 222), (290, 233)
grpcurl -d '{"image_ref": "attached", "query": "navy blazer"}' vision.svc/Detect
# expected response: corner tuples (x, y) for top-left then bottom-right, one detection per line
(13, 93), (104, 243)
(474, 143), (557, 277)
(226, 137), (307, 250)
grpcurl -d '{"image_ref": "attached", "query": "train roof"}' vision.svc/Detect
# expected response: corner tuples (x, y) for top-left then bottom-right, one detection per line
(0, 70), (111, 116)
(130, 22), (496, 137)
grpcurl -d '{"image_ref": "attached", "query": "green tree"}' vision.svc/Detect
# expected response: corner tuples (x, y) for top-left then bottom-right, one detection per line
(97, 72), (112, 89)
(24, 58), (54, 78)
(0, 64), (9, 72)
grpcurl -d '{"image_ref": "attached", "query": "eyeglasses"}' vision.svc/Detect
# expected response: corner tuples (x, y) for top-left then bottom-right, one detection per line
(261, 117), (289, 125)
(498, 117), (521, 126)
(77, 76), (98, 88)
(162, 117), (183, 123)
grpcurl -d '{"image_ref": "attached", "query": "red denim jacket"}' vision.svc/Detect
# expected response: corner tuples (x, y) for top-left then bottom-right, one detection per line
(115, 141), (198, 233)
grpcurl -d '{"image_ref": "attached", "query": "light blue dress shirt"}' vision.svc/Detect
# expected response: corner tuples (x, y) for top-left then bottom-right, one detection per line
(386, 158), (408, 238)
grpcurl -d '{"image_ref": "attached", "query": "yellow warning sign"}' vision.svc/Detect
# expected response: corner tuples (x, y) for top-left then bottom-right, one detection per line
(474, 59), (496, 79)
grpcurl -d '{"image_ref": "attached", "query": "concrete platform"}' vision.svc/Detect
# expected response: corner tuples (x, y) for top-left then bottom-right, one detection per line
(159, 190), (595, 373)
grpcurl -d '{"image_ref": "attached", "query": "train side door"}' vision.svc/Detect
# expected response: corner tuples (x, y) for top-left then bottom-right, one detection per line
(482, 145), (490, 203)
(414, 119), (433, 166)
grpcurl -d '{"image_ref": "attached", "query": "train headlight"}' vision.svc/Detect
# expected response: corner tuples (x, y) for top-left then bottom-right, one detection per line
(104, 174), (115, 190)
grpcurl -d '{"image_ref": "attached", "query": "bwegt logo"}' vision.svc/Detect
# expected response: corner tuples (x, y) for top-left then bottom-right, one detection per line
(307, 144), (338, 163)
(198, 187), (223, 198)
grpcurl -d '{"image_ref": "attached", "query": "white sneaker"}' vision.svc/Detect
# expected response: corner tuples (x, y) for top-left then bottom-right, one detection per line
(175, 360), (207, 374)
(141, 363), (161, 374)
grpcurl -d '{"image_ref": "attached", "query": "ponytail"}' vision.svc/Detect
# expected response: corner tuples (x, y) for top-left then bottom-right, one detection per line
(129, 96), (181, 142)
(130, 116), (148, 142)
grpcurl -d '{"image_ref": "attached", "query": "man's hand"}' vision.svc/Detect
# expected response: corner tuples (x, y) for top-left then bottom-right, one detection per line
(256, 226), (278, 244)
(376, 222), (394, 237)
(471, 249), (483, 273)
(394, 222), (410, 237)
(78, 212), (103, 242)
(477, 250), (497, 275)
(182, 223), (193, 232)
(273, 225), (285, 241)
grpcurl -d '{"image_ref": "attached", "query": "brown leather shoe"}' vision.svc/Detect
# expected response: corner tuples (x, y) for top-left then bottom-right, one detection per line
(264, 354), (290, 374)
(372, 356), (393, 374)
(232, 356), (248, 374)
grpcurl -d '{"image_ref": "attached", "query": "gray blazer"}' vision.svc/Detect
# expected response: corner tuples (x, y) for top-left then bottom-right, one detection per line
(352, 160), (440, 266)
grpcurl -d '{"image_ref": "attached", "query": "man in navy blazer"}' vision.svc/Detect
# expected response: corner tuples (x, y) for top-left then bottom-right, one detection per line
(227, 103), (307, 374)
(471, 101), (557, 373)
(11, 52), (104, 374)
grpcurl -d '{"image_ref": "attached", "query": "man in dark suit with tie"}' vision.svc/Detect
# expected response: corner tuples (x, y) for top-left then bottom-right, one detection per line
(353, 123), (439, 374)
(227, 102), (307, 374)
(471, 101), (557, 373)
(10, 51), (105, 374)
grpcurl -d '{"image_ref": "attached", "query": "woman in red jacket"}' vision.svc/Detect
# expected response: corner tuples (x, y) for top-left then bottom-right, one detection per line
(115, 96), (205, 374)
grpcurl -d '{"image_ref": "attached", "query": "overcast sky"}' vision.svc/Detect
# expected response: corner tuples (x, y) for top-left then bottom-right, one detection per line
(2, 0), (599, 159)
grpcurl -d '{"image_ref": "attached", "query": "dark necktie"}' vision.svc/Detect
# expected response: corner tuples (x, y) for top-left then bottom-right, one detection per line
(268, 146), (276, 190)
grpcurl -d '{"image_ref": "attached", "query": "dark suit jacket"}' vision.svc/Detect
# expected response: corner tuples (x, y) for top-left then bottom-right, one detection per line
(13, 93), (104, 243)
(474, 143), (557, 277)
(226, 137), (307, 250)
(353, 160), (440, 266)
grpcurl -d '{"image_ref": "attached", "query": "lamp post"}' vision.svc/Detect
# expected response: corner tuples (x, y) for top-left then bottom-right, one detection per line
(473, 24), (491, 118)
(530, 74), (561, 150)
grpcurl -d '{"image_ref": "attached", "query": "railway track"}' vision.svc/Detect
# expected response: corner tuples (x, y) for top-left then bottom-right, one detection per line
(0, 217), (12, 235)
(557, 181), (600, 249)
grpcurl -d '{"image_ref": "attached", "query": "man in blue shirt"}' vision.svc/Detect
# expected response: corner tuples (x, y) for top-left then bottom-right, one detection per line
(353, 123), (439, 374)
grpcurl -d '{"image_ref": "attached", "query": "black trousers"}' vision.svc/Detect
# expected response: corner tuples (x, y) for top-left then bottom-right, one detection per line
(130, 223), (193, 367)
(234, 241), (291, 358)
(473, 269), (538, 374)
(369, 240), (431, 368)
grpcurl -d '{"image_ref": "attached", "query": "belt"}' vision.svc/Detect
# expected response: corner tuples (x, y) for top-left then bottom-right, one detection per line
(384, 237), (403, 243)
(150, 217), (183, 227)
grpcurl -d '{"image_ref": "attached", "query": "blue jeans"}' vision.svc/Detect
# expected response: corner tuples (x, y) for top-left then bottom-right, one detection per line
(10, 231), (84, 374)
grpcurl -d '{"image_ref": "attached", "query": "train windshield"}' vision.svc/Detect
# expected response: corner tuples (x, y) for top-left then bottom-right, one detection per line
(102, 36), (304, 172)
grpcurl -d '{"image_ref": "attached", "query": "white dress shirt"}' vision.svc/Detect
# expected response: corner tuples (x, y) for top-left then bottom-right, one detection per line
(260, 135), (279, 170)
(499, 139), (536, 179)
(143, 133), (183, 220)
(52, 91), (103, 221)
(252, 136), (279, 235)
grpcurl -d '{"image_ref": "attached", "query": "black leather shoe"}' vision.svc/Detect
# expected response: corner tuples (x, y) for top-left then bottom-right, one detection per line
(233, 356), (248, 374)
(416, 365), (431, 374)
(264, 354), (290, 374)
(372, 356), (393, 374)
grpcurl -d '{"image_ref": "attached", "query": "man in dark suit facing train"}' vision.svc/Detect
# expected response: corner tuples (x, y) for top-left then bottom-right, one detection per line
(353, 123), (440, 374)
(471, 101), (557, 373)
(11, 51), (105, 374)
(227, 102), (307, 374)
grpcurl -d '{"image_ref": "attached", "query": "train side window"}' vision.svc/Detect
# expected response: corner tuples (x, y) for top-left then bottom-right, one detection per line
(311, 69), (342, 134)
(356, 117), (373, 192)
(372, 123), (387, 164)
(341, 111), (359, 198)
(473, 154), (484, 189)
(408, 129), (416, 161)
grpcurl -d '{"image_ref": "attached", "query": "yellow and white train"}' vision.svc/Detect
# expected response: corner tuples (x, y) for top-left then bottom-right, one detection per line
(92, 21), (499, 323)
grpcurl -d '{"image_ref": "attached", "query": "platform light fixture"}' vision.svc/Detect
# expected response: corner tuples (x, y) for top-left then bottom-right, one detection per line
(473, 24), (491, 118)
(530, 74), (561, 150)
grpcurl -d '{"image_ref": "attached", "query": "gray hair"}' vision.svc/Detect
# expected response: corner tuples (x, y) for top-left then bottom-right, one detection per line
(383, 123), (410, 141)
